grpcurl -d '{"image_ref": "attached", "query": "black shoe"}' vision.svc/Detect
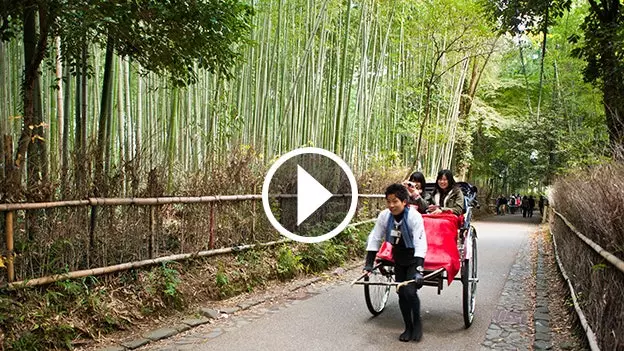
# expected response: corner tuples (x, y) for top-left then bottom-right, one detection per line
(412, 323), (422, 341)
(399, 328), (413, 342)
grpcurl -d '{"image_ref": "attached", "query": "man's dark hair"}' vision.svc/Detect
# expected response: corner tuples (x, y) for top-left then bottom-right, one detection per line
(385, 183), (409, 202)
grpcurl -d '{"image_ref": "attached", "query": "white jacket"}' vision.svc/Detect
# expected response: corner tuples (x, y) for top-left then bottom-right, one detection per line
(366, 208), (427, 258)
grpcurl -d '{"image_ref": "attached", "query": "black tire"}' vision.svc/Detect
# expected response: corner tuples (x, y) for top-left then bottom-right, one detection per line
(462, 226), (478, 328)
(364, 267), (393, 316)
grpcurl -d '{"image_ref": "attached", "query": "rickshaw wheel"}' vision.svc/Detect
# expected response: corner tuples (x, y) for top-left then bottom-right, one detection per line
(462, 226), (478, 328)
(364, 265), (393, 316)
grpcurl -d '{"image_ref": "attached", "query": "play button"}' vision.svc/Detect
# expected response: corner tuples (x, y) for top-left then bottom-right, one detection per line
(262, 147), (358, 243)
(297, 165), (333, 225)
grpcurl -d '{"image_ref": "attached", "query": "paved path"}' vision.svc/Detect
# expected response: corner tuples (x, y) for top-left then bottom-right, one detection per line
(125, 213), (543, 351)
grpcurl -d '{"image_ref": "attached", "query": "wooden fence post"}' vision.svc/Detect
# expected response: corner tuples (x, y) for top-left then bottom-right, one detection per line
(149, 206), (156, 259)
(209, 203), (215, 249)
(6, 211), (14, 283)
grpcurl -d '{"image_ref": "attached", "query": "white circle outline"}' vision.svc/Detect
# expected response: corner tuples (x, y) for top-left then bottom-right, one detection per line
(261, 147), (359, 243)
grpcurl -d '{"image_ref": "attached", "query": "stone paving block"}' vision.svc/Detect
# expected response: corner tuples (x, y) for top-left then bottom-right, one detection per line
(534, 340), (553, 350)
(535, 332), (551, 341)
(144, 327), (178, 341)
(173, 323), (191, 333)
(98, 346), (126, 351)
(486, 328), (502, 339)
(535, 319), (550, 328)
(199, 308), (220, 319)
(534, 312), (550, 321)
(121, 338), (150, 349)
(220, 307), (239, 314)
(205, 328), (223, 339)
(535, 324), (550, 333)
(536, 306), (549, 314)
(182, 316), (210, 327)
(237, 302), (252, 310)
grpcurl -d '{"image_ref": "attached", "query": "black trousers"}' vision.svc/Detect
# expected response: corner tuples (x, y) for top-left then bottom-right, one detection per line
(394, 264), (421, 332)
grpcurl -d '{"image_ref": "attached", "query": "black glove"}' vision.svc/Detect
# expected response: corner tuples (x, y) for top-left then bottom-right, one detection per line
(364, 251), (377, 272)
(413, 269), (424, 289)
(413, 257), (425, 289)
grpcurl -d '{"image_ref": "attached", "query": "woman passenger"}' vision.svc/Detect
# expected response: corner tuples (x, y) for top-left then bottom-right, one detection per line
(403, 172), (430, 214)
(427, 169), (464, 216)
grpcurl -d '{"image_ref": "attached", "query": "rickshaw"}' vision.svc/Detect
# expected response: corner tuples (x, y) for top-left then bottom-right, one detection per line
(352, 182), (479, 328)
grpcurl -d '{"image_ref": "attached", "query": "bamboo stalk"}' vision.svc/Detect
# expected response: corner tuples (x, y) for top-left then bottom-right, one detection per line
(149, 205), (156, 259)
(209, 203), (215, 249)
(5, 211), (14, 283)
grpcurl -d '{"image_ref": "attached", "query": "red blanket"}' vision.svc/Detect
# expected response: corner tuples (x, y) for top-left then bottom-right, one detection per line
(422, 213), (462, 284)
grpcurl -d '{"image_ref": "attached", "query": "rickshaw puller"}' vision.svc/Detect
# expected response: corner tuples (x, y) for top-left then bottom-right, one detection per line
(363, 184), (428, 342)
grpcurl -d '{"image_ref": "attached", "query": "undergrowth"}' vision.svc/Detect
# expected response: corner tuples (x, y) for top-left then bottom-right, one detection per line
(0, 223), (373, 350)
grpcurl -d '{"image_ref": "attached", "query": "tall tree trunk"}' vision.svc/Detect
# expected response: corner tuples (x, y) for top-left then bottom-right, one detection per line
(95, 35), (114, 197)
(518, 42), (533, 115)
(413, 77), (434, 170)
(536, 3), (549, 122)
(75, 54), (84, 194)
(23, 2), (51, 242)
(14, 2), (51, 203)
(590, 0), (624, 147)
(61, 64), (70, 197)
(81, 44), (88, 189)
(54, 37), (63, 180)
(166, 87), (178, 193)
(0, 41), (6, 182)
(333, 0), (352, 154)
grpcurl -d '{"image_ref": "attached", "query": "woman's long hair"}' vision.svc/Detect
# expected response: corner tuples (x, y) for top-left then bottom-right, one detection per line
(434, 169), (457, 196)
(408, 172), (426, 191)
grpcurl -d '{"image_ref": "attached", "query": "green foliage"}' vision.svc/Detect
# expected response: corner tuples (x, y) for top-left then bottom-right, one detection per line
(160, 263), (181, 299)
(143, 262), (183, 309)
(215, 269), (229, 288)
(471, 6), (608, 191)
(482, 0), (572, 35)
(275, 245), (303, 280)
(4, 0), (254, 85)
(298, 224), (370, 273)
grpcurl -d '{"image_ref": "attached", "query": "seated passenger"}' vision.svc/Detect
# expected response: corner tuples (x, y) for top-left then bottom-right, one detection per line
(403, 171), (431, 214)
(427, 169), (464, 216)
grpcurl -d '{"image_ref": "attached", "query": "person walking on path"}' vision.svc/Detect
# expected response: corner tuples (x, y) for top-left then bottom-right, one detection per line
(521, 195), (529, 218)
(528, 196), (535, 218)
(496, 195), (507, 216)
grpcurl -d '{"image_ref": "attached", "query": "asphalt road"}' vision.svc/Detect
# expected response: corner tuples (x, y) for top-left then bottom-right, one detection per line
(156, 214), (541, 351)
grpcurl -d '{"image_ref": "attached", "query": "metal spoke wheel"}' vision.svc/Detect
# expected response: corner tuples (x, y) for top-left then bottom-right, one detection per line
(462, 226), (478, 328)
(364, 265), (394, 316)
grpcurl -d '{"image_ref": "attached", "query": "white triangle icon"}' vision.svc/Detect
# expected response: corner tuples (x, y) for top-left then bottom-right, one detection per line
(297, 165), (333, 226)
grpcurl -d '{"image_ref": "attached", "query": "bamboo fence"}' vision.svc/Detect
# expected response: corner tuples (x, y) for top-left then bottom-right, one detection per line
(1, 194), (384, 287)
(550, 208), (623, 351)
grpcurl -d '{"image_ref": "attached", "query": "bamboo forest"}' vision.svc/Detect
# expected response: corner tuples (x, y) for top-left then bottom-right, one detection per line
(2, 0), (619, 200)
(1, 0), (623, 350)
